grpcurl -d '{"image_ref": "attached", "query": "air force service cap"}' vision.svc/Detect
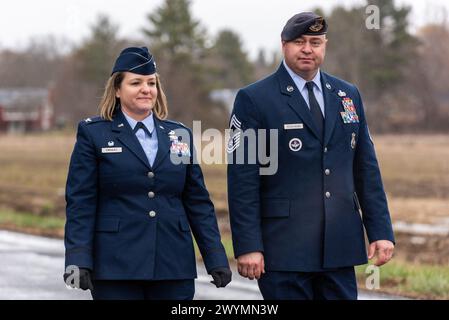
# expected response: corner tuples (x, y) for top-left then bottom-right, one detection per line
(281, 12), (327, 41)
(111, 46), (156, 76)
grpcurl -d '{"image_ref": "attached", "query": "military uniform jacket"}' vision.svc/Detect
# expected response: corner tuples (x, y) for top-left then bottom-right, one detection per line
(227, 64), (395, 271)
(65, 109), (228, 280)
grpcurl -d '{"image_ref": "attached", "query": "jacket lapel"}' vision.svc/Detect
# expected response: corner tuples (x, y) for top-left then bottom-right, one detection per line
(321, 72), (341, 147)
(112, 109), (152, 170)
(151, 117), (171, 170)
(276, 63), (322, 143)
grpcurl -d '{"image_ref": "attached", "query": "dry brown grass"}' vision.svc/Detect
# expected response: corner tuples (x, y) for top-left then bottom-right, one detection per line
(389, 198), (449, 225)
(0, 133), (74, 215)
(375, 134), (449, 198)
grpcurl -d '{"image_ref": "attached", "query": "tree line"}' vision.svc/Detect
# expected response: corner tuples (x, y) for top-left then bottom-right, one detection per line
(0, 0), (448, 132)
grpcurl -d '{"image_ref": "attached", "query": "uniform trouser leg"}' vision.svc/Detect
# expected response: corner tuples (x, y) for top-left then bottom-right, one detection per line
(258, 271), (315, 300)
(91, 279), (195, 300)
(257, 268), (357, 300)
(91, 280), (145, 300)
(312, 267), (357, 300)
(143, 279), (195, 300)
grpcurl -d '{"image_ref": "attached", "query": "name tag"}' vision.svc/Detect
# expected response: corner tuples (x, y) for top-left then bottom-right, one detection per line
(101, 147), (122, 153)
(284, 123), (304, 130)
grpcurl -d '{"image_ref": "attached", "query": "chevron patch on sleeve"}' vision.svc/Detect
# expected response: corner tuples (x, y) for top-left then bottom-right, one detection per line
(227, 114), (242, 153)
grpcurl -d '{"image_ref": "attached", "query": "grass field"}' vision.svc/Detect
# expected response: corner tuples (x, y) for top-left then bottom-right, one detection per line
(1, 132), (448, 298)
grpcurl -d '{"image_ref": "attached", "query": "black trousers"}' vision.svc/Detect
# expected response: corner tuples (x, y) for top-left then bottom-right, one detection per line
(91, 279), (195, 300)
(257, 267), (357, 300)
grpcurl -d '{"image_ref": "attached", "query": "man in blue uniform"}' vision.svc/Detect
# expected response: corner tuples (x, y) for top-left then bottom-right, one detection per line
(64, 46), (231, 299)
(227, 12), (395, 300)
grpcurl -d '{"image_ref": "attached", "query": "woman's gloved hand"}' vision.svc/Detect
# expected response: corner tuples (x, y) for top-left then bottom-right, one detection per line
(209, 267), (232, 288)
(63, 267), (94, 291)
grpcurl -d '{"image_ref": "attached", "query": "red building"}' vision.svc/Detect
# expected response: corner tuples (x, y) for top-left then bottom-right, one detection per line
(0, 88), (54, 133)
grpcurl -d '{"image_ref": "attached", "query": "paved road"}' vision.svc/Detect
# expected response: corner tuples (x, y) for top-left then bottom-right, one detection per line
(0, 230), (404, 300)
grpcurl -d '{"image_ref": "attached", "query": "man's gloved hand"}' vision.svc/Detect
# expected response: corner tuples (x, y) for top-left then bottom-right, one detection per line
(209, 267), (232, 288)
(63, 267), (94, 291)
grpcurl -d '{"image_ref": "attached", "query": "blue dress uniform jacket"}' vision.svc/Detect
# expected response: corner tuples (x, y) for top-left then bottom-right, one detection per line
(65, 109), (228, 280)
(228, 64), (395, 272)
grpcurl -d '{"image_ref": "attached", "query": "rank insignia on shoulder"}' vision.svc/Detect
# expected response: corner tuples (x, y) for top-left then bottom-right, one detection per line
(226, 131), (241, 154)
(85, 118), (92, 123)
(230, 114), (242, 130)
(338, 90), (346, 97)
(227, 114), (242, 154)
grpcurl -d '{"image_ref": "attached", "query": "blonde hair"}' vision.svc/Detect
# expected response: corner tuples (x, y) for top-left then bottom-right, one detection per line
(98, 72), (168, 120)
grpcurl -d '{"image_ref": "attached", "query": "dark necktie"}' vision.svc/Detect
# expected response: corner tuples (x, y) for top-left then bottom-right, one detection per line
(133, 122), (152, 138)
(305, 81), (324, 141)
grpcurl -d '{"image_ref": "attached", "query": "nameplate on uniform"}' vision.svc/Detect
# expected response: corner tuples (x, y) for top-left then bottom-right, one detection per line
(284, 123), (304, 130)
(101, 147), (122, 153)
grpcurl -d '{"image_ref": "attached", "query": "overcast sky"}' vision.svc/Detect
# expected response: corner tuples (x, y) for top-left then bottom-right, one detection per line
(1, 0), (448, 58)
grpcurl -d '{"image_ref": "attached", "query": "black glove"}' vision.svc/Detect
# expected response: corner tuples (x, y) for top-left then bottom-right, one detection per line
(63, 267), (94, 291)
(209, 267), (232, 288)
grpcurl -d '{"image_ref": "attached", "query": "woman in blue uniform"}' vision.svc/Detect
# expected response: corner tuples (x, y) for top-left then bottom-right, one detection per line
(63, 46), (231, 300)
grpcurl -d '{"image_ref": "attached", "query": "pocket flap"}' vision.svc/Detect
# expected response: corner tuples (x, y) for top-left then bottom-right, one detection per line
(261, 199), (290, 218)
(96, 218), (120, 232)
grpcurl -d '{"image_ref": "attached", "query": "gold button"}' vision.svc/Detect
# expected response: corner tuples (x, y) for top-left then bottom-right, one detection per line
(324, 147), (328, 153)
(325, 169), (331, 175)
(325, 192), (331, 198)
(148, 191), (155, 198)
(147, 172), (155, 178)
(148, 210), (156, 217)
